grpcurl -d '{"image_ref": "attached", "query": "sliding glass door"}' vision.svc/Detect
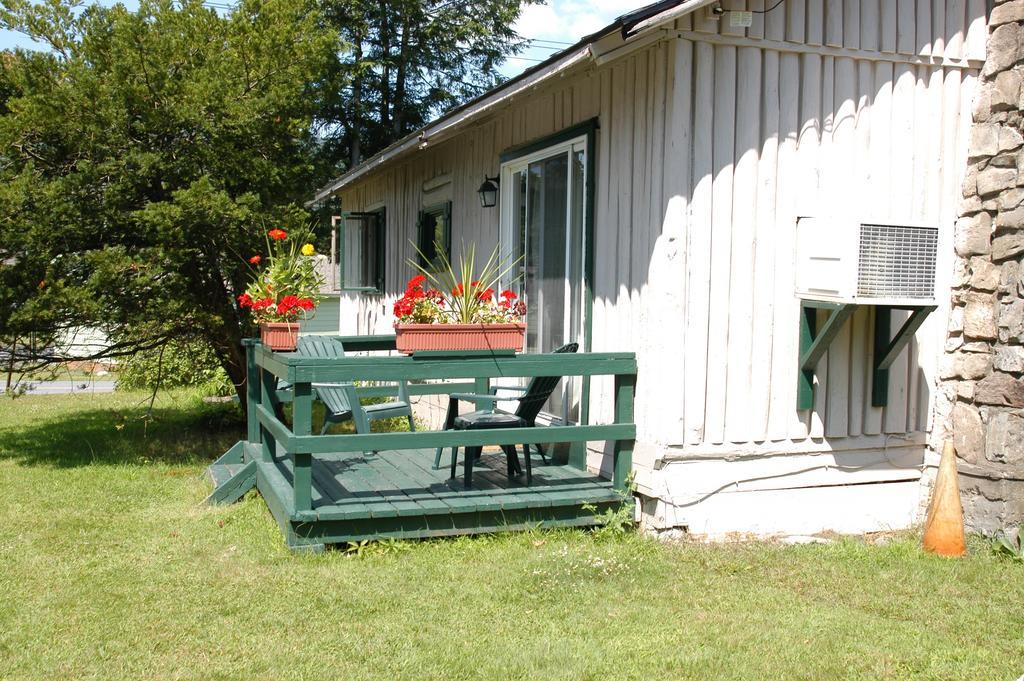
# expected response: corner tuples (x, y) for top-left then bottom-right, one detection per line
(501, 136), (587, 423)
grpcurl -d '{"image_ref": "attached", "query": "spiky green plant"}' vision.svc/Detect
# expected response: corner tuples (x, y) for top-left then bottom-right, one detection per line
(407, 241), (522, 324)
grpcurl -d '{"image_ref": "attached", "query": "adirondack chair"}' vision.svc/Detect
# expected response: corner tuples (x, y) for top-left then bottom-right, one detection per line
(294, 337), (415, 436)
(434, 342), (578, 486)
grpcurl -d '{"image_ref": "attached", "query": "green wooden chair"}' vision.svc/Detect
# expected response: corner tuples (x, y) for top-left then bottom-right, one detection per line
(294, 337), (415, 436)
(434, 342), (578, 486)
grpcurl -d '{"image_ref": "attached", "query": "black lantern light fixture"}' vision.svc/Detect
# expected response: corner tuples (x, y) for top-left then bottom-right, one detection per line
(477, 175), (499, 208)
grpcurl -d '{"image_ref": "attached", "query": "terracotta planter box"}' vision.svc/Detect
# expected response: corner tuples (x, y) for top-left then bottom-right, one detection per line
(260, 322), (300, 351)
(394, 323), (526, 354)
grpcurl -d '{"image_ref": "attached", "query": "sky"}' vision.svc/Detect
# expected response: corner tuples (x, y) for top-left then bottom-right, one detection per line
(1, 0), (637, 78)
(501, 0), (642, 77)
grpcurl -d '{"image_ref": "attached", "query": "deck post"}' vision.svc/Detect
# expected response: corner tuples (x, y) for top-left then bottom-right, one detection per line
(243, 339), (260, 444)
(612, 372), (635, 491)
(291, 380), (314, 513)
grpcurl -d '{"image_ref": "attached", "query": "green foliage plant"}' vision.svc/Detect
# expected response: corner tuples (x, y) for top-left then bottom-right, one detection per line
(117, 339), (231, 394)
(583, 479), (637, 540)
(992, 528), (1023, 563)
(0, 0), (337, 406)
(237, 226), (325, 324)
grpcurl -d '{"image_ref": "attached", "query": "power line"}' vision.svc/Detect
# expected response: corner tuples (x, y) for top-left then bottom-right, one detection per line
(522, 37), (574, 47)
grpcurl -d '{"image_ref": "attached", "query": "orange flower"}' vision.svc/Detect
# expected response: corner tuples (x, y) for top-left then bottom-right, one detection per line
(249, 255), (261, 265)
(268, 229), (287, 241)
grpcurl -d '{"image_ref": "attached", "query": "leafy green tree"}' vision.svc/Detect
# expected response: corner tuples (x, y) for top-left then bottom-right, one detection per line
(319, 0), (537, 167)
(0, 0), (337, 402)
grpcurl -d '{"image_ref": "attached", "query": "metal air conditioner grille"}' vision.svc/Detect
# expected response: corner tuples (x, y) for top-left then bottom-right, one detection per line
(856, 223), (938, 299)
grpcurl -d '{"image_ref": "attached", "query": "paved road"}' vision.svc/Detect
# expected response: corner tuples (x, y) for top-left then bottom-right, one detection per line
(0, 380), (117, 395)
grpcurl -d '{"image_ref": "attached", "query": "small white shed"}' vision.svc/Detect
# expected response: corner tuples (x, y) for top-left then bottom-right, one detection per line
(312, 0), (988, 538)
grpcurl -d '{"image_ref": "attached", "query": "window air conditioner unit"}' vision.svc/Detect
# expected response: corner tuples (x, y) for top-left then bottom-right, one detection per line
(795, 217), (939, 305)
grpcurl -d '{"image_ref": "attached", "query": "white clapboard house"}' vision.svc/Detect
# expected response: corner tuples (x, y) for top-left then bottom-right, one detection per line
(311, 0), (986, 537)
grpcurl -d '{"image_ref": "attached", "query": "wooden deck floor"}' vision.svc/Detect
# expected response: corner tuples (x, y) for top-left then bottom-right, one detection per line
(251, 446), (620, 549)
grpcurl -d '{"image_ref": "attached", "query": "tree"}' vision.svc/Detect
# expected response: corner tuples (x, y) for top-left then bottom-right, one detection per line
(0, 0), (337, 403)
(317, 0), (537, 168)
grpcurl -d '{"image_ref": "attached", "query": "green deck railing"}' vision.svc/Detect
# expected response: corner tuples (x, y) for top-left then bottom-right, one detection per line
(243, 335), (638, 520)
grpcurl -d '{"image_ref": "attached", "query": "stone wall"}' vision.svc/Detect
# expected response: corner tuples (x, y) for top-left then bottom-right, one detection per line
(938, 0), (1024, 533)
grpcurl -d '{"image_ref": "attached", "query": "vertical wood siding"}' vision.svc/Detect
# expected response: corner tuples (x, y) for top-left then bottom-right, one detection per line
(676, 0), (986, 62)
(337, 2), (982, 459)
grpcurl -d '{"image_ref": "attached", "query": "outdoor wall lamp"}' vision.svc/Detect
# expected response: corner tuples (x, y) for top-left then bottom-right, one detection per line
(477, 176), (499, 208)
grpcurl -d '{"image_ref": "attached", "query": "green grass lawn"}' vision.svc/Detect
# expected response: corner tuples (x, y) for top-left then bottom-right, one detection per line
(0, 391), (1021, 680)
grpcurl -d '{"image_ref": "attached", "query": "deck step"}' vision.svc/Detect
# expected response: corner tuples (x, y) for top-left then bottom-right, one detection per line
(207, 463), (247, 487)
(204, 459), (257, 505)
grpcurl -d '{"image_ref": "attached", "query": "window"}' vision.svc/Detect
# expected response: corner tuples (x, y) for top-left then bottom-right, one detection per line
(417, 201), (452, 271)
(340, 208), (386, 292)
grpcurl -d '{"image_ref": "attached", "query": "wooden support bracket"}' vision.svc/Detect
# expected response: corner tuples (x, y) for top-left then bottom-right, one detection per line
(871, 305), (937, 407)
(797, 300), (936, 410)
(797, 301), (857, 410)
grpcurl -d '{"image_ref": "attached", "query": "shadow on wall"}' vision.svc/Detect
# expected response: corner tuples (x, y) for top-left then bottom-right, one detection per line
(589, 48), (964, 452)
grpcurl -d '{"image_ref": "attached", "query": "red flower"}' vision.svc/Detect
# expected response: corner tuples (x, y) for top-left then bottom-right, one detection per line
(513, 300), (527, 317)
(500, 290), (517, 300)
(296, 298), (315, 310)
(476, 287), (494, 301)
(277, 295), (301, 314)
(252, 297), (274, 311)
(394, 297), (415, 318)
(237, 293), (253, 308)
(425, 288), (445, 304)
(249, 255), (261, 265)
(452, 283), (464, 297)
(406, 274), (426, 291)
(268, 229), (287, 241)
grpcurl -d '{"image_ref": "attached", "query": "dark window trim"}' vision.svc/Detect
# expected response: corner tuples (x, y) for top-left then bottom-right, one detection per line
(340, 207), (386, 294)
(499, 117), (599, 164)
(417, 201), (453, 269)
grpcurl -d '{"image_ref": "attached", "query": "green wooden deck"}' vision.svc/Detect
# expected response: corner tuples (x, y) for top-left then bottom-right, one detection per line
(207, 335), (637, 551)
(213, 442), (621, 548)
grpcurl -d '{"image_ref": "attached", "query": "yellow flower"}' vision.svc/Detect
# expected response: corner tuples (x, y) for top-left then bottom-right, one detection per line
(301, 243), (315, 256)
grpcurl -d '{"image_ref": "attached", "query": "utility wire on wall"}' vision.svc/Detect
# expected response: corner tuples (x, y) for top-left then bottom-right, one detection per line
(751, 0), (786, 13)
(716, 0), (787, 14)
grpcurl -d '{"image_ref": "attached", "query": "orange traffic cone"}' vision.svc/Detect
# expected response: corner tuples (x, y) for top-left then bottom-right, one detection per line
(922, 441), (967, 557)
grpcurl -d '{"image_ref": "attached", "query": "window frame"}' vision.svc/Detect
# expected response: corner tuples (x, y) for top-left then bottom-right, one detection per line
(497, 118), (598, 430)
(339, 207), (386, 294)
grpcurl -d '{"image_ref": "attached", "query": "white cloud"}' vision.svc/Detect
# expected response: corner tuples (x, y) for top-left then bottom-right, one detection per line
(502, 0), (644, 76)
(515, 0), (638, 42)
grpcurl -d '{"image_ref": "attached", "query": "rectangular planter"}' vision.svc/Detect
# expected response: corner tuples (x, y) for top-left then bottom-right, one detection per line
(394, 323), (526, 354)
(260, 322), (300, 351)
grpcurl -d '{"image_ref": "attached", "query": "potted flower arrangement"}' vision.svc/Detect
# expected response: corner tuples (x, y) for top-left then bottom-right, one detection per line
(237, 227), (324, 351)
(393, 243), (526, 354)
